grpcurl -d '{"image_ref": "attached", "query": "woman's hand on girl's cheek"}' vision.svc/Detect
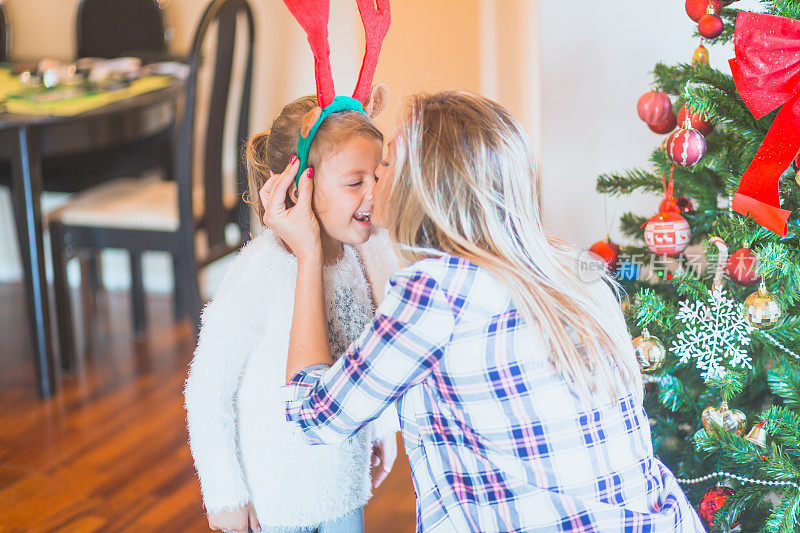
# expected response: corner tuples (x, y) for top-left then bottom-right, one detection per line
(371, 434), (398, 489)
(258, 156), (322, 261)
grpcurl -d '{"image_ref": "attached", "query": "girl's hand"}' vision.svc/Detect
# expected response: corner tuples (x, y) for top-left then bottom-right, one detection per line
(207, 501), (260, 533)
(259, 155), (321, 261)
(371, 434), (398, 489)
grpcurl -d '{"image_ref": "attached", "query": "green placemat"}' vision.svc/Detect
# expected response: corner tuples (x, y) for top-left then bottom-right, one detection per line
(0, 68), (174, 117)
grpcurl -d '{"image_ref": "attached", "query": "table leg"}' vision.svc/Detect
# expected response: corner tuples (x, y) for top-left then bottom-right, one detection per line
(9, 125), (56, 398)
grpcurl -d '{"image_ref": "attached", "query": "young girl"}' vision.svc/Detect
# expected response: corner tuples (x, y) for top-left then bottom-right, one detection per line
(263, 91), (705, 532)
(184, 94), (398, 533)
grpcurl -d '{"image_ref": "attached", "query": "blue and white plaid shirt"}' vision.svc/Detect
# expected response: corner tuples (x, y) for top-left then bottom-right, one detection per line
(285, 254), (704, 532)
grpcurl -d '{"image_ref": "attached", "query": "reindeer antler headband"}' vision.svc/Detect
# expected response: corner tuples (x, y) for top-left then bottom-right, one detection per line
(283, 0), (391, 184)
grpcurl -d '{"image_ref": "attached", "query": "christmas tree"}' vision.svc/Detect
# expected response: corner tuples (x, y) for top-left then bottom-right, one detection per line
(596, 1), (800, 530)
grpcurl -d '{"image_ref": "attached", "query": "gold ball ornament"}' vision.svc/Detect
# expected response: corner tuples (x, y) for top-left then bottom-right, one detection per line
(795, 168), (800, 186)
(701, 401), (747, 435)
(743, 283), (781, 329)
(632, 329), (666, 374)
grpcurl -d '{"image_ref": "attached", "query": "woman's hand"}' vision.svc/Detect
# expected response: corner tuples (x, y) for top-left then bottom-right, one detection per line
(259, 155), (321, 261)
(371, 434), (398, 489)
(207, 501), (260, 533)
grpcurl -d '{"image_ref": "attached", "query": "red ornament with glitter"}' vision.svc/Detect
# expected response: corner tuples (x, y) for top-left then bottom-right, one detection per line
(727, 247), (761, 286)
(686, 0), (721, 21)
(698, 486), (739, 529)
(637, 90), (673, 125)
(666, 122), (706, 167)
(678, 104), (714, 135)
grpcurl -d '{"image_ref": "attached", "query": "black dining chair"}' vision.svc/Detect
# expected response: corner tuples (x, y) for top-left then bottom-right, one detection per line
(49, 0), (255, 368)
(0, 1), (10, 62)
(76, 0), (171, 60)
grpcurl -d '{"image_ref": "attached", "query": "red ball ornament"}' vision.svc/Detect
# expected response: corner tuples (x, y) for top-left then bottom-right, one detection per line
(727, 247), (761, 286)
(666, 125), (706, 167)
(637, 90), (672, 126)
(589, 238), (621, 273)
(699, 13), (725, 39)
(698, 486), (738, 529)
(677, 105), (714, 136)
(648, 112), (677, 134)
(644, 212), (691, 257)
(686, 0), (721, 21)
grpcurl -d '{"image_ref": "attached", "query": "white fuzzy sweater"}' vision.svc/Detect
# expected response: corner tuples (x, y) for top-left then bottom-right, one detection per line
(184, 229), (398, 528)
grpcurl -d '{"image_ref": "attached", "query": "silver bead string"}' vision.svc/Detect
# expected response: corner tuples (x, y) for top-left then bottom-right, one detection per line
(761, 331), (800, 360)
(676, 470), (800, 490)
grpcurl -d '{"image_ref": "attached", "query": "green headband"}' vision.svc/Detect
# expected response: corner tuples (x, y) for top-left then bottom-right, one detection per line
(295, 96), (368, 185)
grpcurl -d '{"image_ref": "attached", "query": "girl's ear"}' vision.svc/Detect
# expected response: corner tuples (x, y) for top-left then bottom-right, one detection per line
(300, 107), (323, 138)
(364, 84), (389, 119)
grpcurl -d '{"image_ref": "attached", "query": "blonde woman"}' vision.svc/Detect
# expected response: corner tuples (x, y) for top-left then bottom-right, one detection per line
(261, 91), (704, 532)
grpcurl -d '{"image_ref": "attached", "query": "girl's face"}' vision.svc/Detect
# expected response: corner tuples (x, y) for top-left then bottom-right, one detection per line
(311, 135), (382, 245)
(372, 136), (395, 229)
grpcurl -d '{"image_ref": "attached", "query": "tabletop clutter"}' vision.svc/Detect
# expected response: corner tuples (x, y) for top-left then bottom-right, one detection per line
(0, 57), (189, 116)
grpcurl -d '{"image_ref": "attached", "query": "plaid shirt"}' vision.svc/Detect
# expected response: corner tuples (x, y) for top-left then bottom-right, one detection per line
(285, 255), (704, 532)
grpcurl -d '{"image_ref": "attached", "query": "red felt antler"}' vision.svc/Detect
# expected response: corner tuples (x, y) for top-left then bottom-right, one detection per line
(352, 0), (390, 103)
(282, 0), (336, 108)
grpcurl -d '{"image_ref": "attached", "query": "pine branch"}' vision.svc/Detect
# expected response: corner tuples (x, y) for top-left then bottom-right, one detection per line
(596, 169), (661, 196)
(763, 405), (800, 451)
(634, 288), (678, 329)
(657, 374), (700, 414)
(768, 367), (800, 411)
(707, 370), (747, 402)
(619, 212), (647, 240)
(763, 490), (800, 533)
(760, 0), (800, 20)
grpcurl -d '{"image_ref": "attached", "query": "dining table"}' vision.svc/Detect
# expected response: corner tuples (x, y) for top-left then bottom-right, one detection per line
(0, 64), (185, 398)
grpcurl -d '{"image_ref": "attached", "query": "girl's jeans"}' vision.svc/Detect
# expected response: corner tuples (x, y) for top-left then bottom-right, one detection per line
(260, 507), (364, 533)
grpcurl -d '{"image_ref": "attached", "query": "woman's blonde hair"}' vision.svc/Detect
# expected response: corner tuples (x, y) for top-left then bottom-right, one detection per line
(246, 95), (383, 223)
(386, 90), (641, 400)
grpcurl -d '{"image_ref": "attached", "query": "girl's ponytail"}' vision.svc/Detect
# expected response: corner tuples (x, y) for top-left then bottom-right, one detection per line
(245, 130), (272, 223)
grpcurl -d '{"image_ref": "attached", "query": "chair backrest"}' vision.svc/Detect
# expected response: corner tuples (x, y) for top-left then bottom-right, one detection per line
(175, 0), (254, 256)
(76, 0), (168, 59)
(0, 2), (9, 62)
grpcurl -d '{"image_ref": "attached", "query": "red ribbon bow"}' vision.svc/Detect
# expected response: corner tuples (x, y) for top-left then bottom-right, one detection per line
(729, 11), (800, 236)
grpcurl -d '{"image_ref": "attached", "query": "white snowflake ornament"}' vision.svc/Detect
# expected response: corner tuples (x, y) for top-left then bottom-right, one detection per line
(671, 288), (755, 381)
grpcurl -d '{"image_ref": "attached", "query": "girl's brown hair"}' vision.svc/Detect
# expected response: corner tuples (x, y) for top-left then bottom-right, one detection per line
(246, 95), (383, 223)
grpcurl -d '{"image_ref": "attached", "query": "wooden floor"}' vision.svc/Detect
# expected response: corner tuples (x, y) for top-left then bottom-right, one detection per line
(0, 283), (417, 532)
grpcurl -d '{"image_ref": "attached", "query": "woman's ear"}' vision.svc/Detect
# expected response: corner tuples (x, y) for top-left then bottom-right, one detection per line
(364, 84), (390, 119)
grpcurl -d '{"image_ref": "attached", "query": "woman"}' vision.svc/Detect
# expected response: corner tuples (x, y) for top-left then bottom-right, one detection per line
(260, 91), (704, 532)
